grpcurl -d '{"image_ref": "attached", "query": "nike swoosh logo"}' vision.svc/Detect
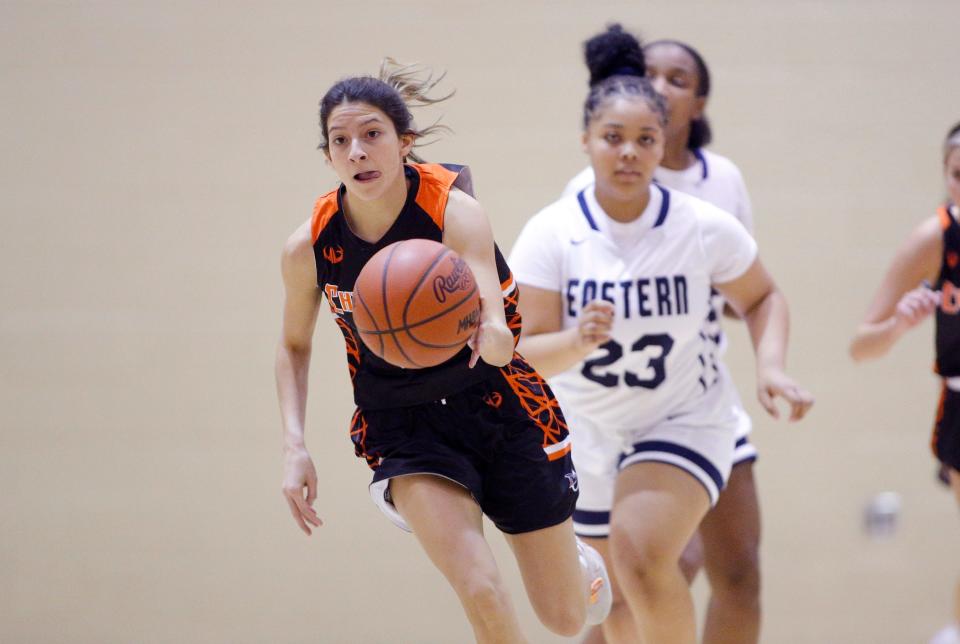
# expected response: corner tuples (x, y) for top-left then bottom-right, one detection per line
(570, 238), (586, 245)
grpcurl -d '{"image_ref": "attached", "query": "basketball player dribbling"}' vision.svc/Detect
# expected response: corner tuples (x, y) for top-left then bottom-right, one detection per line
(850, 121), (960, 644)
(508, 26), (813, 644)
(563, 26), (767, 644)
(275, 60), (611, 643)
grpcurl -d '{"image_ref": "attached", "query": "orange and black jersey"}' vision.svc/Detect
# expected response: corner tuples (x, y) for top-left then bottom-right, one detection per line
(311, 163), (522, 410)
(936, 204), (960, 376)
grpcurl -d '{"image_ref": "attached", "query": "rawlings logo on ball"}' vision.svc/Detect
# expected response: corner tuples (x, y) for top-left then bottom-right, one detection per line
(433, 258), (474, 303)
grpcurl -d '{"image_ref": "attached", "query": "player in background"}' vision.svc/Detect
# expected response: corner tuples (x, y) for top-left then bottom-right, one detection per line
(850, 121), (960, 644)
(276, 60), (610, 643)
(564, 30), (764, 644)
(509, 25), (813, 644)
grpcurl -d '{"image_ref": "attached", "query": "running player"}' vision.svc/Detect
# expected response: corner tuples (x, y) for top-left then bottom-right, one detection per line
(849, 121), (960, 644)
(509, 26), (813, 644)
(563, 28), (764, 644)
(275, 59), (611, 642)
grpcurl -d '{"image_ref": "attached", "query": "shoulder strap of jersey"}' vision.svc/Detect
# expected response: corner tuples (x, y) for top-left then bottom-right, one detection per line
(311, 188), (340, 244)
(410, 163), (474, 230)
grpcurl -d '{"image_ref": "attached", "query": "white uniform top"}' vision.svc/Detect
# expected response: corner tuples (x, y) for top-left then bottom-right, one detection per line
(563, 148), (753, 234)
(509, 184), (757, 432)
(566, 148), (754, 364)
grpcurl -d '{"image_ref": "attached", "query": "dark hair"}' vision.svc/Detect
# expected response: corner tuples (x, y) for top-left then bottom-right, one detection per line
(582, 24), (666, 129)
(318, 58), (451, 164)
(645, 39), (712, 149)
(945, 121), (960, 163)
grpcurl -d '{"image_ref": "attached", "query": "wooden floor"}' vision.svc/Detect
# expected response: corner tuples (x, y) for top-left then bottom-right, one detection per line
(2, 1), (959, 641)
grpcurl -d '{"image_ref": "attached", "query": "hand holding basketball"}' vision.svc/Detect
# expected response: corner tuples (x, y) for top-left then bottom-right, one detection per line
(466, 297), (514, 368)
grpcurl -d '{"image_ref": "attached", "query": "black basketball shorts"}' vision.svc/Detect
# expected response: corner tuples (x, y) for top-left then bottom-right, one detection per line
(933, 385), (960, 472)
(350, 355), (579, 534)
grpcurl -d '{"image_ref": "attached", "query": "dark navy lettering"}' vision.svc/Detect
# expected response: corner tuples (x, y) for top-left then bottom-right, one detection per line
(566, 275), (691, 320)
(655, 277), (671, 316)
(566, 279), (580, 318)
(582, 280), (597, 308)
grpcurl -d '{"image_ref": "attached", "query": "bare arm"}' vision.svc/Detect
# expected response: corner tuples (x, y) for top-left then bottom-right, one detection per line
(514, 284), (613, 379)
(849, 216), (942, 362)
(716, 257), (814, 421)
(276, 221), (323, 535)
(443, 189), (514, 367)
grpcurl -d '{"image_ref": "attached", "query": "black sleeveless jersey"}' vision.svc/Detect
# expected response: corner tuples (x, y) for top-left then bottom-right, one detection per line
(311, 163), (522, 410)
(936, 204), (960, 376)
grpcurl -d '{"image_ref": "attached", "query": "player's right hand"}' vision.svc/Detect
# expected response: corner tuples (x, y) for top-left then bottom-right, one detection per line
(894, 286), (940, 330)
(576, 300), (615, 350)
(282, 446), (323, 535)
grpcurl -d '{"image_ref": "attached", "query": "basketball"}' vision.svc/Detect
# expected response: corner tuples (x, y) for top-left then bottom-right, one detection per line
(352, 239), (482, 368)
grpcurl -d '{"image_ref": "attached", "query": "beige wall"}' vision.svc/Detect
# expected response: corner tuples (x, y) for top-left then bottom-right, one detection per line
(2, 1), (959, 642)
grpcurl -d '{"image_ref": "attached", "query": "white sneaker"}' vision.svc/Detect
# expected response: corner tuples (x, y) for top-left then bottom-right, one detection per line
(930, 623), (960, 644)
(577, 538), (612, 625)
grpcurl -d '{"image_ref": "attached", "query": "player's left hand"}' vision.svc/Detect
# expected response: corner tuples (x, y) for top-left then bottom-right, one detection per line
(282, 446), (323, 535)
(468, 297), (514, 368)
(757, 369), (814, 421)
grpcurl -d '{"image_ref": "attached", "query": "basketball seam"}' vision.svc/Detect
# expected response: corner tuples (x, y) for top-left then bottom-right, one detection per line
(354, 289), (385, 359)
(398, 244), (478, 349)
(354, 273), (480, 342)
(403, 283), (479, 348)
(401, 244), (452, 330)
(381, 241), (424, 369)
(353, 286), (477, 336)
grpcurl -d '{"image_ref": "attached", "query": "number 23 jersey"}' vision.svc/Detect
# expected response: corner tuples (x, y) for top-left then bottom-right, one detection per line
(509, 184), (757, 432)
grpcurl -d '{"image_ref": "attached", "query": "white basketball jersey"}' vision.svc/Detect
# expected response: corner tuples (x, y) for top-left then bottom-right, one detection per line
(509, 184), (757, 431)
(567, 149), (753, 360)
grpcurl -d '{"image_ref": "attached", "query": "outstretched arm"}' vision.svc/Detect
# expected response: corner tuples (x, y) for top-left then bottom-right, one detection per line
(717, 258), (814, 421)
(849, 216), (942, 362)
(276, 222), (323, 535)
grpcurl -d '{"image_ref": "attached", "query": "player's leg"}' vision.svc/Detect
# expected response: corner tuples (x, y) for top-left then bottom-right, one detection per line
(949, 466), (960, 507)
(572, 542), (701, 644)
(950, 468), (960, 626)
(390, 474), (527, 644)
(678, 532), (705, 584)
(698, 459), (762, 644)
(929, 388), (960, 644)
(503, 518), (613, 636)
(609, 461), (712, 644)
(574, 535), (639, 644)
(571, 465), (639, 644)
(478, 359), (612, 636)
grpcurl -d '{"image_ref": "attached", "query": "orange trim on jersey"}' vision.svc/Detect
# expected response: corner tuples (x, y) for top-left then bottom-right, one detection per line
(938, 205), (952, 232)
(545, 438), (573, 461)
(502, 277), (522, 348)
(412, 163), (460, 230)
(499, 355), (569, 453)
(350, 408), (377, 470)
(335, 317), (361, 381)
(311, 189), (339, 244)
